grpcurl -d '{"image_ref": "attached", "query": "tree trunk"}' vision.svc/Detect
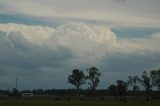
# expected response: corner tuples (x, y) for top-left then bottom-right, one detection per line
(76, 86), (80, 96)
(91, 86), (96, 96)
(146, 88), (150, 102)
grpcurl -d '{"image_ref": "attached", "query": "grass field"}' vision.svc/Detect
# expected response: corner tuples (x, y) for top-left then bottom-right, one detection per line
(0, 96), (160, 106)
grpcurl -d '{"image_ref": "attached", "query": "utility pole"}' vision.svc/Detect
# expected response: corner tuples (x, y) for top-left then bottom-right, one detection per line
(16, 77), (18, 90)
(8, 85), (10, 91)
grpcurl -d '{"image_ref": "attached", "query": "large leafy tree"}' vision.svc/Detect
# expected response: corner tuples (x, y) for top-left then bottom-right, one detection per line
(68, 69), (86, 96)
(86, 67), (101, 95)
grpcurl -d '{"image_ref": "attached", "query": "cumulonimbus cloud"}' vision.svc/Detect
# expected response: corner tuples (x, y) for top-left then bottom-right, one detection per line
(0, 22), (118, 62)
(0, 22), (160, 61)
(0, 22), (160, 89)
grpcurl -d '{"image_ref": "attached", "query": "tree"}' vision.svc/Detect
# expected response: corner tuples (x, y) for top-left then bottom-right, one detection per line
(108, 84), (118, 101)
(128, 76), (140, 98)
(68, 69), (86, 96)
(108, 84), (117, 95)
(86, 67), (101, 95)
(150, 69), (160, 91)
(11, 88), (20, 96)
(137, 71), (154, 102)
(12, 88), (19, 94)
(157, 69), (160, 90)
(116, 80), (127, 102)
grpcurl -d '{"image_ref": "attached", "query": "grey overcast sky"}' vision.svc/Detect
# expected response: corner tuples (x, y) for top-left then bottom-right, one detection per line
(0, 0), (160, 90)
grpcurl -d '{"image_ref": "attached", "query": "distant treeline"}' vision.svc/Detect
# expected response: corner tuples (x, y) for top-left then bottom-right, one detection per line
(0, 66), (160, 102)
(0, 89), (159, 98)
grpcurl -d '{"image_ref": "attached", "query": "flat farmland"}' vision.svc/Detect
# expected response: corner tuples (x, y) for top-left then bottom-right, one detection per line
(0, 96), (160, 106)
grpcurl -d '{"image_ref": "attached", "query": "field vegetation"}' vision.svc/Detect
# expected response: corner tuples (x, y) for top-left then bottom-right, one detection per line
(0, 96), (160, 106)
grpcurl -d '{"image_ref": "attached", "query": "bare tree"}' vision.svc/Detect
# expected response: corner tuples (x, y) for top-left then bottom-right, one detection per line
(116, 80), (127, 102)
(137, 71), (154, 102)
(86, 67), (101, 95)
(128, 76), (140, 99)
(108, 84), (118, 101)
(68, 69), (86, 96)
(150, 69), (160, 91)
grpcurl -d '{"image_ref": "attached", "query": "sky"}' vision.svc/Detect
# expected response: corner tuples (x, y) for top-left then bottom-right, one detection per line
(0, 0), (160, 90)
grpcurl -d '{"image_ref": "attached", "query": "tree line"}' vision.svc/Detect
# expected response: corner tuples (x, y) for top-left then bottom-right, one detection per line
(0, 67), (160, 102)
(68, 67), (160, 102)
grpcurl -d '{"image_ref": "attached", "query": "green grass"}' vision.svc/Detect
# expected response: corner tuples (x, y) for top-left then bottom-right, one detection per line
(0, 97), (160, 106)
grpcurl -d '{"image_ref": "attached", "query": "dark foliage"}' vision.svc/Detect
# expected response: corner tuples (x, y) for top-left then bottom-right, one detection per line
(68, 69), (86, 96)
(116, 80), (127, 102)
(86, 67), (101, 95)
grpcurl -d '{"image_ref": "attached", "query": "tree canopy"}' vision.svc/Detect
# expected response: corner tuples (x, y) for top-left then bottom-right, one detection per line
(68, 69), (86, 95)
